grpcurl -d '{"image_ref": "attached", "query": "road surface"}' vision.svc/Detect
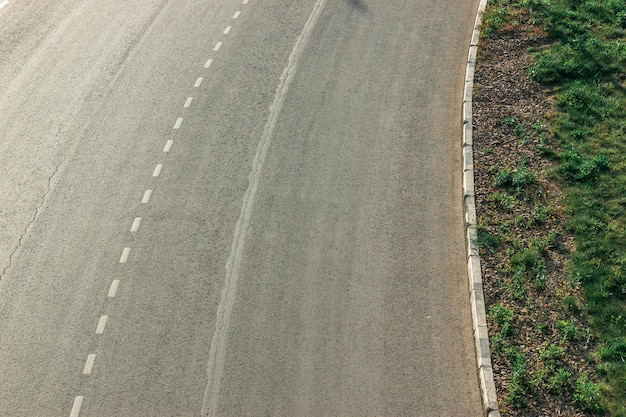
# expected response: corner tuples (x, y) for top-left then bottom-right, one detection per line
(0, 0), (482, 415)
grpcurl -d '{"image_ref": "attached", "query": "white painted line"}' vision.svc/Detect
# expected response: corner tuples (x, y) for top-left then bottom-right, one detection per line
(233, 10), (241, 18)
(242, 0), (249, 4)
(142, 190), (152, 204)
(213, 42), (222, 51)
(96, 315), (108, 334)
(194, 77), (204, 87)
(173, 117), (183, 129)
(70, 396), (84, 417)
(153, 164), (163, 177)
(131, 217), (141, 232)
(119, 247), (131, 264)
(82, 354), (96, 375)
(204, 59), (213, 69)
(0, 1), (9, 10)
(108, 280), (120, 298)
(163, 140), (173, 153)
(223, 26), (232, 35)
(184, 97), (193, 108)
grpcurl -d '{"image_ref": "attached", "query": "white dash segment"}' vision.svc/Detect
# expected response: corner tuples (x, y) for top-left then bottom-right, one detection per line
(184, 97), (193, 108)
(119, 247), (131, 264)
(173, 117), (183, 129)
(142, 190), (152, 204)
(70, 396), (84, 417)
(233, 10), (241, 18)
(194, 77), (204, 87)
(82, 354), (96, 375)
(242, 0), (249, 4)
(96, 316), (108, 334)
(108, 280), (120, 298)
(131, 217), (142, 232)
(213, 42), (222, 51)
(0, 1), (9, 9)
(204, 59), (213, 69)
(153, 164), (163, 177)
(223, 26), (232, 35)
(163, 140), (173, 153)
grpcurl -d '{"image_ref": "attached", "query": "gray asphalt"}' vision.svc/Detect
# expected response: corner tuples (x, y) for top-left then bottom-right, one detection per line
(0, 1), (482, 416)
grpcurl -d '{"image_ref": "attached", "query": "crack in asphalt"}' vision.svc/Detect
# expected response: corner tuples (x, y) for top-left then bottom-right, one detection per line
(0, 164), (59, 281)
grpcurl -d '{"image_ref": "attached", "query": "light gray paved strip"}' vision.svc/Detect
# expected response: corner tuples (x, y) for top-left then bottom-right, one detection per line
(201, 0), (328, 415)
(464, 0), (500, 416)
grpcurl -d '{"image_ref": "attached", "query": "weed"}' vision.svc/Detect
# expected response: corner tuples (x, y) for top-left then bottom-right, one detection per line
(599, 337), (626, 362)
(490, 304), (515, 337)
(492, 169), (513, 188)
(477, 228), (502, 254)
(547, 368), (572, 394)
(558, 149), (610, 183)
(504, 346), (530, 408)
(504, 115), (518, 126)
(574, 372), (602, 413)
(539, 343), (565, 363)
(556, 319), (580, 342)
(490, 192), (516, 212)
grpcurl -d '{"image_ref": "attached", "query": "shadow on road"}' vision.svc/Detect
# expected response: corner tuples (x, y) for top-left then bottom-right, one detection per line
(347, 0), (368, 12)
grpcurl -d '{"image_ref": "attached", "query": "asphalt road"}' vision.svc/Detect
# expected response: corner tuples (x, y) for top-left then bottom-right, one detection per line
(0, 0), (482, 416)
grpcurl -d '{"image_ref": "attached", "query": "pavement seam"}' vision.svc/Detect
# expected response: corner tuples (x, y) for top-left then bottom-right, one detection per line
(464, 1), (501, 416)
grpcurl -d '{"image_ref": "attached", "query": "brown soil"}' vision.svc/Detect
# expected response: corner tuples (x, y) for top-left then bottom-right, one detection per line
(473, 11), (601, 417)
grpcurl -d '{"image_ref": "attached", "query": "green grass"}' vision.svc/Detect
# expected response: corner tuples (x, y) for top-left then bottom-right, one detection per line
(481, 0), (626, 414)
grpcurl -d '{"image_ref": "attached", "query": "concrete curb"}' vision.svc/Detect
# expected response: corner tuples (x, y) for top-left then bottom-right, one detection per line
(463, 1), (501, 416)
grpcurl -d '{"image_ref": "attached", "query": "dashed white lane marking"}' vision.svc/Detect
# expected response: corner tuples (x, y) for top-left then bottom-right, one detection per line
(0, 1), (8, 9)
(69, 396), (83, 417)
(204, 59), (213, 69)
(242, 0), (249, 4)
(119, 247), (131, 264)
(142, 190), (152, 204)
(164, 140), (174, 153)
(82, 354), (96, 375)
(195, 77), (204, 87)
(96, 315), (108, 334)
(184, 97), (193, 108)
(153, 164), (163, 177)
(131, 217), (142, 232)
(223, 26), (232, 35)
(108, 280), (120, 298)
(233, 10), (241, 19)
(213, 42), (222, 51)
(173, 117), (183, 129)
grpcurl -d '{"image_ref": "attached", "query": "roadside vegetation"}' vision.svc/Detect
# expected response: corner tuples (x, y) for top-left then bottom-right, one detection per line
(476, 0), (626, 415)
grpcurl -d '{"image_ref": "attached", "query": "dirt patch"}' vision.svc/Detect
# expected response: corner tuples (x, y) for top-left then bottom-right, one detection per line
(473, 13), (600, 417)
